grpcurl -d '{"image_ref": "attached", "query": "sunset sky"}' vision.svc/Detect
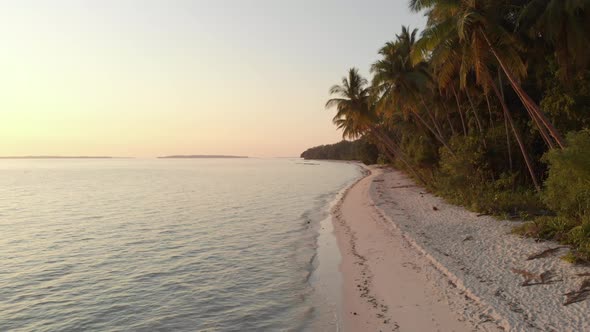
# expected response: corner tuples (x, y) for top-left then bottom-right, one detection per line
(0, 0), (425, 157)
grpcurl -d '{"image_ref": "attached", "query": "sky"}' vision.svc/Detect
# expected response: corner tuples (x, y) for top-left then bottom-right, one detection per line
(0, 0), (426, 157)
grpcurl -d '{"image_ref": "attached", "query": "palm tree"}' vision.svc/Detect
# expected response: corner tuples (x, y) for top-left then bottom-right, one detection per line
(326, 68), (426, 183)
(413, 2), (541, 189)
(371, 26), (454, 154)
(409, 0), (566, 149)
(519, 0), (590, 81)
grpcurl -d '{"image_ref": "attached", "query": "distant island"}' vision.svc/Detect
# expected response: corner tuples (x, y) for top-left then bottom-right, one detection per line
(158, 155), (248, 159)
(0, 156), (115, 159)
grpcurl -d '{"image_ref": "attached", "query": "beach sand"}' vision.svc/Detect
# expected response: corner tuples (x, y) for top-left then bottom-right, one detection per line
(333, 166), (590, 331)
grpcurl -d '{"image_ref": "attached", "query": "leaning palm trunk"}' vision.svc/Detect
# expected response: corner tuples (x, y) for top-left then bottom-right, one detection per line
(481, 29), (565, 149)
(411, 111), (455, 155)
(498, 76), (513, 171)
(446, 113), (457, 136)
(499, 69), (554, 149)
(465, 89), (487, 148)
(419, 96), (445, 139)
(370, 127), (427, 185)
(490, 80), (541, 192)
(497, 66), (555, 148)
(485, 94), (493, 125)
(441, 103), (458, 135)
(466, 90), (485, 135)
(451, 86), (468, 136)
(503, 107), (514, 171)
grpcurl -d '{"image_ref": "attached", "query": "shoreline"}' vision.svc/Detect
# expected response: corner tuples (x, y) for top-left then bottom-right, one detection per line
(331, 166), (473, 331)
(331, 166), (590, 331)
(309, 160), (369, 331)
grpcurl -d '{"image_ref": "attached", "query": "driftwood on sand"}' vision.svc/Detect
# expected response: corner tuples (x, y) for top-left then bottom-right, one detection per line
(526, 247), (564, 261)
(564, 279), (590, 306)
(511, 268), (559, 286)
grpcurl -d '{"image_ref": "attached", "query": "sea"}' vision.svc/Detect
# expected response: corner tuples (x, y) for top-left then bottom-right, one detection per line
(0, 158), (362, 331)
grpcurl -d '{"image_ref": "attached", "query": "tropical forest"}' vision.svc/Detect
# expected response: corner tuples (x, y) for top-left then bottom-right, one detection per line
(302, 0), (590, 262)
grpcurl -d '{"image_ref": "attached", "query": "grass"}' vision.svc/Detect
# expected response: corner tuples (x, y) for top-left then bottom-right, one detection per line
(513, 216), (590, 263)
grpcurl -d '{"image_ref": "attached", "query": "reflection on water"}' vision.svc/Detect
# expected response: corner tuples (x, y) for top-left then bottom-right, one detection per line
(0, 158), (359, 331)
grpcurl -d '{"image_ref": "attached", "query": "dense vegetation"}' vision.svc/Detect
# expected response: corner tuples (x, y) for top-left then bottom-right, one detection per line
(301, 139), (379, 165)
(319, 1), (590, 262)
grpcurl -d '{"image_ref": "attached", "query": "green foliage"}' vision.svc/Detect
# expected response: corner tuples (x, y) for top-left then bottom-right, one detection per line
(431, 135), (544, 215)
(512, 130), (590, 262)
(300, 138), (379, 165)
(541, 63), (590, 132)
(434, 135), (489, 202)
(402, 133), (438, 167)
(476, 184), (542, 218)
(513, 216), (576, 241)
(542, 130), (590, 219)
(568, 218), (590, 254)
(316, 1), (590, 264)
(514, 216), (590, 263)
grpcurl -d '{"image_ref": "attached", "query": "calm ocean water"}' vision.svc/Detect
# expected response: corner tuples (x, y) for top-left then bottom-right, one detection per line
(0, 158), (361, 331)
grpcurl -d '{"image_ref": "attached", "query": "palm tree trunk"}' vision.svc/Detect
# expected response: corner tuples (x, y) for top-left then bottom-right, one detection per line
(490, 80), (540, 192)
(498, 74), (513, 171)
(496, 68), (554, 149)
(512, 84), (555, 149)
(442, 103), (457, 136)
(371, 128), (427, 185)
(481, 29), (565, 149)
(504, 107), (514, 172)
(488, 77), (514, 172)
(419, 96), (445, 139)
(466, 89), (484, 134)
(411, 111), (455, 155)
(465, 88), (487, 148)
(447, 113), (457, 136)
(452, 86), (468, 136)
(485, 94), (493, 125)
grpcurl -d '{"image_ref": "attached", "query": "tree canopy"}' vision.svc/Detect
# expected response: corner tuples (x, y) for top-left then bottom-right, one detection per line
(311, 0), (590, 262)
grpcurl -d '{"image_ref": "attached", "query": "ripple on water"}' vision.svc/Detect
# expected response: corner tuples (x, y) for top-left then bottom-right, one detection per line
(0, 159), (360, 331)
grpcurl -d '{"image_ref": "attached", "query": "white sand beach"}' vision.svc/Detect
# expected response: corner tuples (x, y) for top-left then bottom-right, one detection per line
(333, 166), (590, 331)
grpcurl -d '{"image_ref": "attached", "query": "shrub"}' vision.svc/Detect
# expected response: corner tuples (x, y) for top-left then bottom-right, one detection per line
(514, 130), (590, 263)
(566, 217), (590, 262)
(402, 134), (438, 168)
(432, 135), (544, 215)
(435, 135), (489, 198)
(542, 130), (590, 219)
(513, 216), (577, 241)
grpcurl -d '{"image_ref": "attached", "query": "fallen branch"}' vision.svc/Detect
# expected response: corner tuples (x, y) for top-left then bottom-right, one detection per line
(526, 247), (564, 261)
(389, 185), (418, 189)
(564, 279), (590, 306)
(511, 268), (558, 286)
(463, 236), (474, 242)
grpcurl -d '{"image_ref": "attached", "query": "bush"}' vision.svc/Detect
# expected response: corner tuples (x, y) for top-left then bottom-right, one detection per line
(475, 184), (543, 217)
(514, 216), (590, 263)
(402, 133), (439, 168)
(432, 135), (543, 215)
(514, 130), (590, 263)
(435, 135), (489, 198)
(513, 216), (577, 241)
(566, 217), (590, 262)
(542, 130), (590, 219)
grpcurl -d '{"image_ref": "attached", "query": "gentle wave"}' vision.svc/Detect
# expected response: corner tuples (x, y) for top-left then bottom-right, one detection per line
(0, 158), (360, 331)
